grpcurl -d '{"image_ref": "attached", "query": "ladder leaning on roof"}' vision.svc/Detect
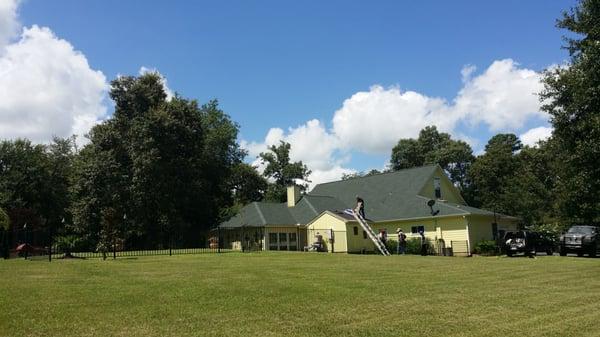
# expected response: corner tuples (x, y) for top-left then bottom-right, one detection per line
(350, 210), (391, 256)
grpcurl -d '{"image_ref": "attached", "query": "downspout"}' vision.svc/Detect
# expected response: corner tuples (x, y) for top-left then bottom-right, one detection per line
(465, 216), (471, 256)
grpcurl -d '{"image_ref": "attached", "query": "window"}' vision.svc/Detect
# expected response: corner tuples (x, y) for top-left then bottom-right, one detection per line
(279, 233), (288, 251)
(363, 230), (367, 239)
(289, 233), (297, 251)
(411, 226), (425, 234)
(353, 226), (358, 236)
(434, 178), (441, 199)
(268, 233), (278, 251)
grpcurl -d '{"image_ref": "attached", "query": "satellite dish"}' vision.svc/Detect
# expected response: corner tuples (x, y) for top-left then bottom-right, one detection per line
(427, 199), (435, 207)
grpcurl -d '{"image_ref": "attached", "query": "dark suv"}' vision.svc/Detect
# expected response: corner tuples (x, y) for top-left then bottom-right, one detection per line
(503, 230), (555, 257)
(559, 225), (599, 257)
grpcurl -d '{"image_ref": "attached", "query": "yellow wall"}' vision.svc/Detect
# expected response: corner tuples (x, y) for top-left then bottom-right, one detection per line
(345, 222), (376, 253)
(419, 167), (465, 205)
(306, 213), (348, 253)
(468, 215), (519, 249)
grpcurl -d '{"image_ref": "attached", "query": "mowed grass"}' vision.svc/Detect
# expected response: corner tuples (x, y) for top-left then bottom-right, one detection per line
(1, 253), (600, 337)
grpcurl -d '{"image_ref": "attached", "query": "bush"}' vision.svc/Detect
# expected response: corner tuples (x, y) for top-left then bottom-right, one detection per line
(474, 240), (498, 256)
(526, 223), (564, 246)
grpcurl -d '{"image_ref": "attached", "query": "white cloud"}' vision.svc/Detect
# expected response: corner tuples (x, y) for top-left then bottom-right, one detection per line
(241, 120), (353, 188)
(139, 66), (174, 101)
(332, 85), (452, 154)
(0, 25), (108, 145)
(453, 59), (545, 131)
(245, 58), (548, 187)
(0, 0), (19, 49)
(461, 64), (476, 83)
(520, 126), (553, 147)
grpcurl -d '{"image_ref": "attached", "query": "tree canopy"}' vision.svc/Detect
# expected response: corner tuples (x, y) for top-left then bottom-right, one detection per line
(540, 0), (600, 224)
(390, 126), (474, 189)
(259, 141), (311, 202)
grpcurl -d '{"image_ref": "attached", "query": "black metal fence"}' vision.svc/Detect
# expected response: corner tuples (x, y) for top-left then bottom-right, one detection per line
(0, 227), (242, 261)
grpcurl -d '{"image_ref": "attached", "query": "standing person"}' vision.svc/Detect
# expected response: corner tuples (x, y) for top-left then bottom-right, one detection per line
(379, 229), (387, 246)
(397, 229), (407, 255)
(419, 230), (428, 256)
(355, 196), (366, 219)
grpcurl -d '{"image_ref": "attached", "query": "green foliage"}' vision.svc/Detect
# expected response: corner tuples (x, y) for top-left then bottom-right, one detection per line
(0, 208), (8, 231)
(540, 0), (600, 224)
(71, 73), (244, 247)
(0, 138), (74, 234)
(404, 237), (436, 255)
(390, 126), (474, 189)
(259, 141), (311, 202)
(230, 163), (268, 205)
(526, 223), (566, 246)
(54, 235), (84, 255)
(473, 240), (499, 256)
(341, 169), (383, 180)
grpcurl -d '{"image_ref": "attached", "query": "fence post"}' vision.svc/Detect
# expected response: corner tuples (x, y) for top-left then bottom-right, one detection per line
(169, 232), (172, 256)
(113, 234), (116, 260)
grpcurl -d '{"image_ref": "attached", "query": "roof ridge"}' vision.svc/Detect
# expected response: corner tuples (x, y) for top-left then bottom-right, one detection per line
(313, 164), (439, 187)
(253, 202), (267, 225)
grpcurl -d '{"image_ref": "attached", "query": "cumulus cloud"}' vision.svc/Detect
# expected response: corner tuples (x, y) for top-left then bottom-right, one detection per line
(245, 59), (548, 186)
(332, 85), (452, 154)
(0, 25), (108, 144)
(139, 66), (174, 101)
(0, 0), (19, 49)
(0, 3), (109, 145)
(241, 120), (354, 188)
(520, 126), (553, 147)
(453, 59), (545, 131)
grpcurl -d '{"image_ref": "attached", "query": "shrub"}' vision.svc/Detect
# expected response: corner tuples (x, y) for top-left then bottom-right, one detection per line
(474, 240), (498, 256)
(54, 235), (84, 258)
(526, 223), (564, 246)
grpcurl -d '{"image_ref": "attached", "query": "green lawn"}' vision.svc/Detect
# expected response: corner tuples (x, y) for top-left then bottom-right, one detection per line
(1, 253), (599, 337)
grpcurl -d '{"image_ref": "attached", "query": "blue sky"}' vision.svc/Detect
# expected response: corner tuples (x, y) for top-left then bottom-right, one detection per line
(1, 0), (577, 185)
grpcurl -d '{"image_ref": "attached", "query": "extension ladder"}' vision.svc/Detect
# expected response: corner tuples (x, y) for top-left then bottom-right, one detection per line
(347, 210), (391, 256)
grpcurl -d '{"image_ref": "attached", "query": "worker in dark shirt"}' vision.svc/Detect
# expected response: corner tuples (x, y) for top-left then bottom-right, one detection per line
(355, 196), (366, 219)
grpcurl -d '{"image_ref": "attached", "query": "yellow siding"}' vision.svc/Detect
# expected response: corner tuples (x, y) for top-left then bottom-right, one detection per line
(468, 215), (519, 249)
(419, 166), (466, 205)
(306, 213), (348, 253)
(345, 222), (375, 253)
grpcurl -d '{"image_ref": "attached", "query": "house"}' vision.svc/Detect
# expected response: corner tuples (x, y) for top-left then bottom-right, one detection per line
(218, 165), (518, 255)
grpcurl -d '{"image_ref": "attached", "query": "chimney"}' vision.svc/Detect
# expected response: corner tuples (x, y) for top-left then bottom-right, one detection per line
(287, 185), (301, 207)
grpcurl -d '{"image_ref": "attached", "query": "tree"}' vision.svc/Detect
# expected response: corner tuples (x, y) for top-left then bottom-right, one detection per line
(259, 141), (311, 202)
(0, 207), (8, 259)
(540, 0), (600, 224)
(71, 73), (243, 248)
(467, 134), (522, 215)
(0, 138), (74, 235)
(0, 208), (8, 231)
(390, 126), (474, 189)
(341, 169), (383, 180)
(230, 163), (268, 205)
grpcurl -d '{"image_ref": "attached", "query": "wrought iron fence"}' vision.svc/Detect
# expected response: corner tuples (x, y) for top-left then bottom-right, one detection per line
(0, 227), (243, 261)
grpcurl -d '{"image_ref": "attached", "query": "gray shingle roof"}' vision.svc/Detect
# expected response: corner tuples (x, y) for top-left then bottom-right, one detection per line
(220, 165), (513, 228)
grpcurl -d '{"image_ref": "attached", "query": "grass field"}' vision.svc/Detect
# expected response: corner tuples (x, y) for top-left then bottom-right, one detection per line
(1, 253), (599, 337)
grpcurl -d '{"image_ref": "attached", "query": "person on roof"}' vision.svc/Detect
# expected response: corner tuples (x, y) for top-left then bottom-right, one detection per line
(355, 196), (366, 219)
